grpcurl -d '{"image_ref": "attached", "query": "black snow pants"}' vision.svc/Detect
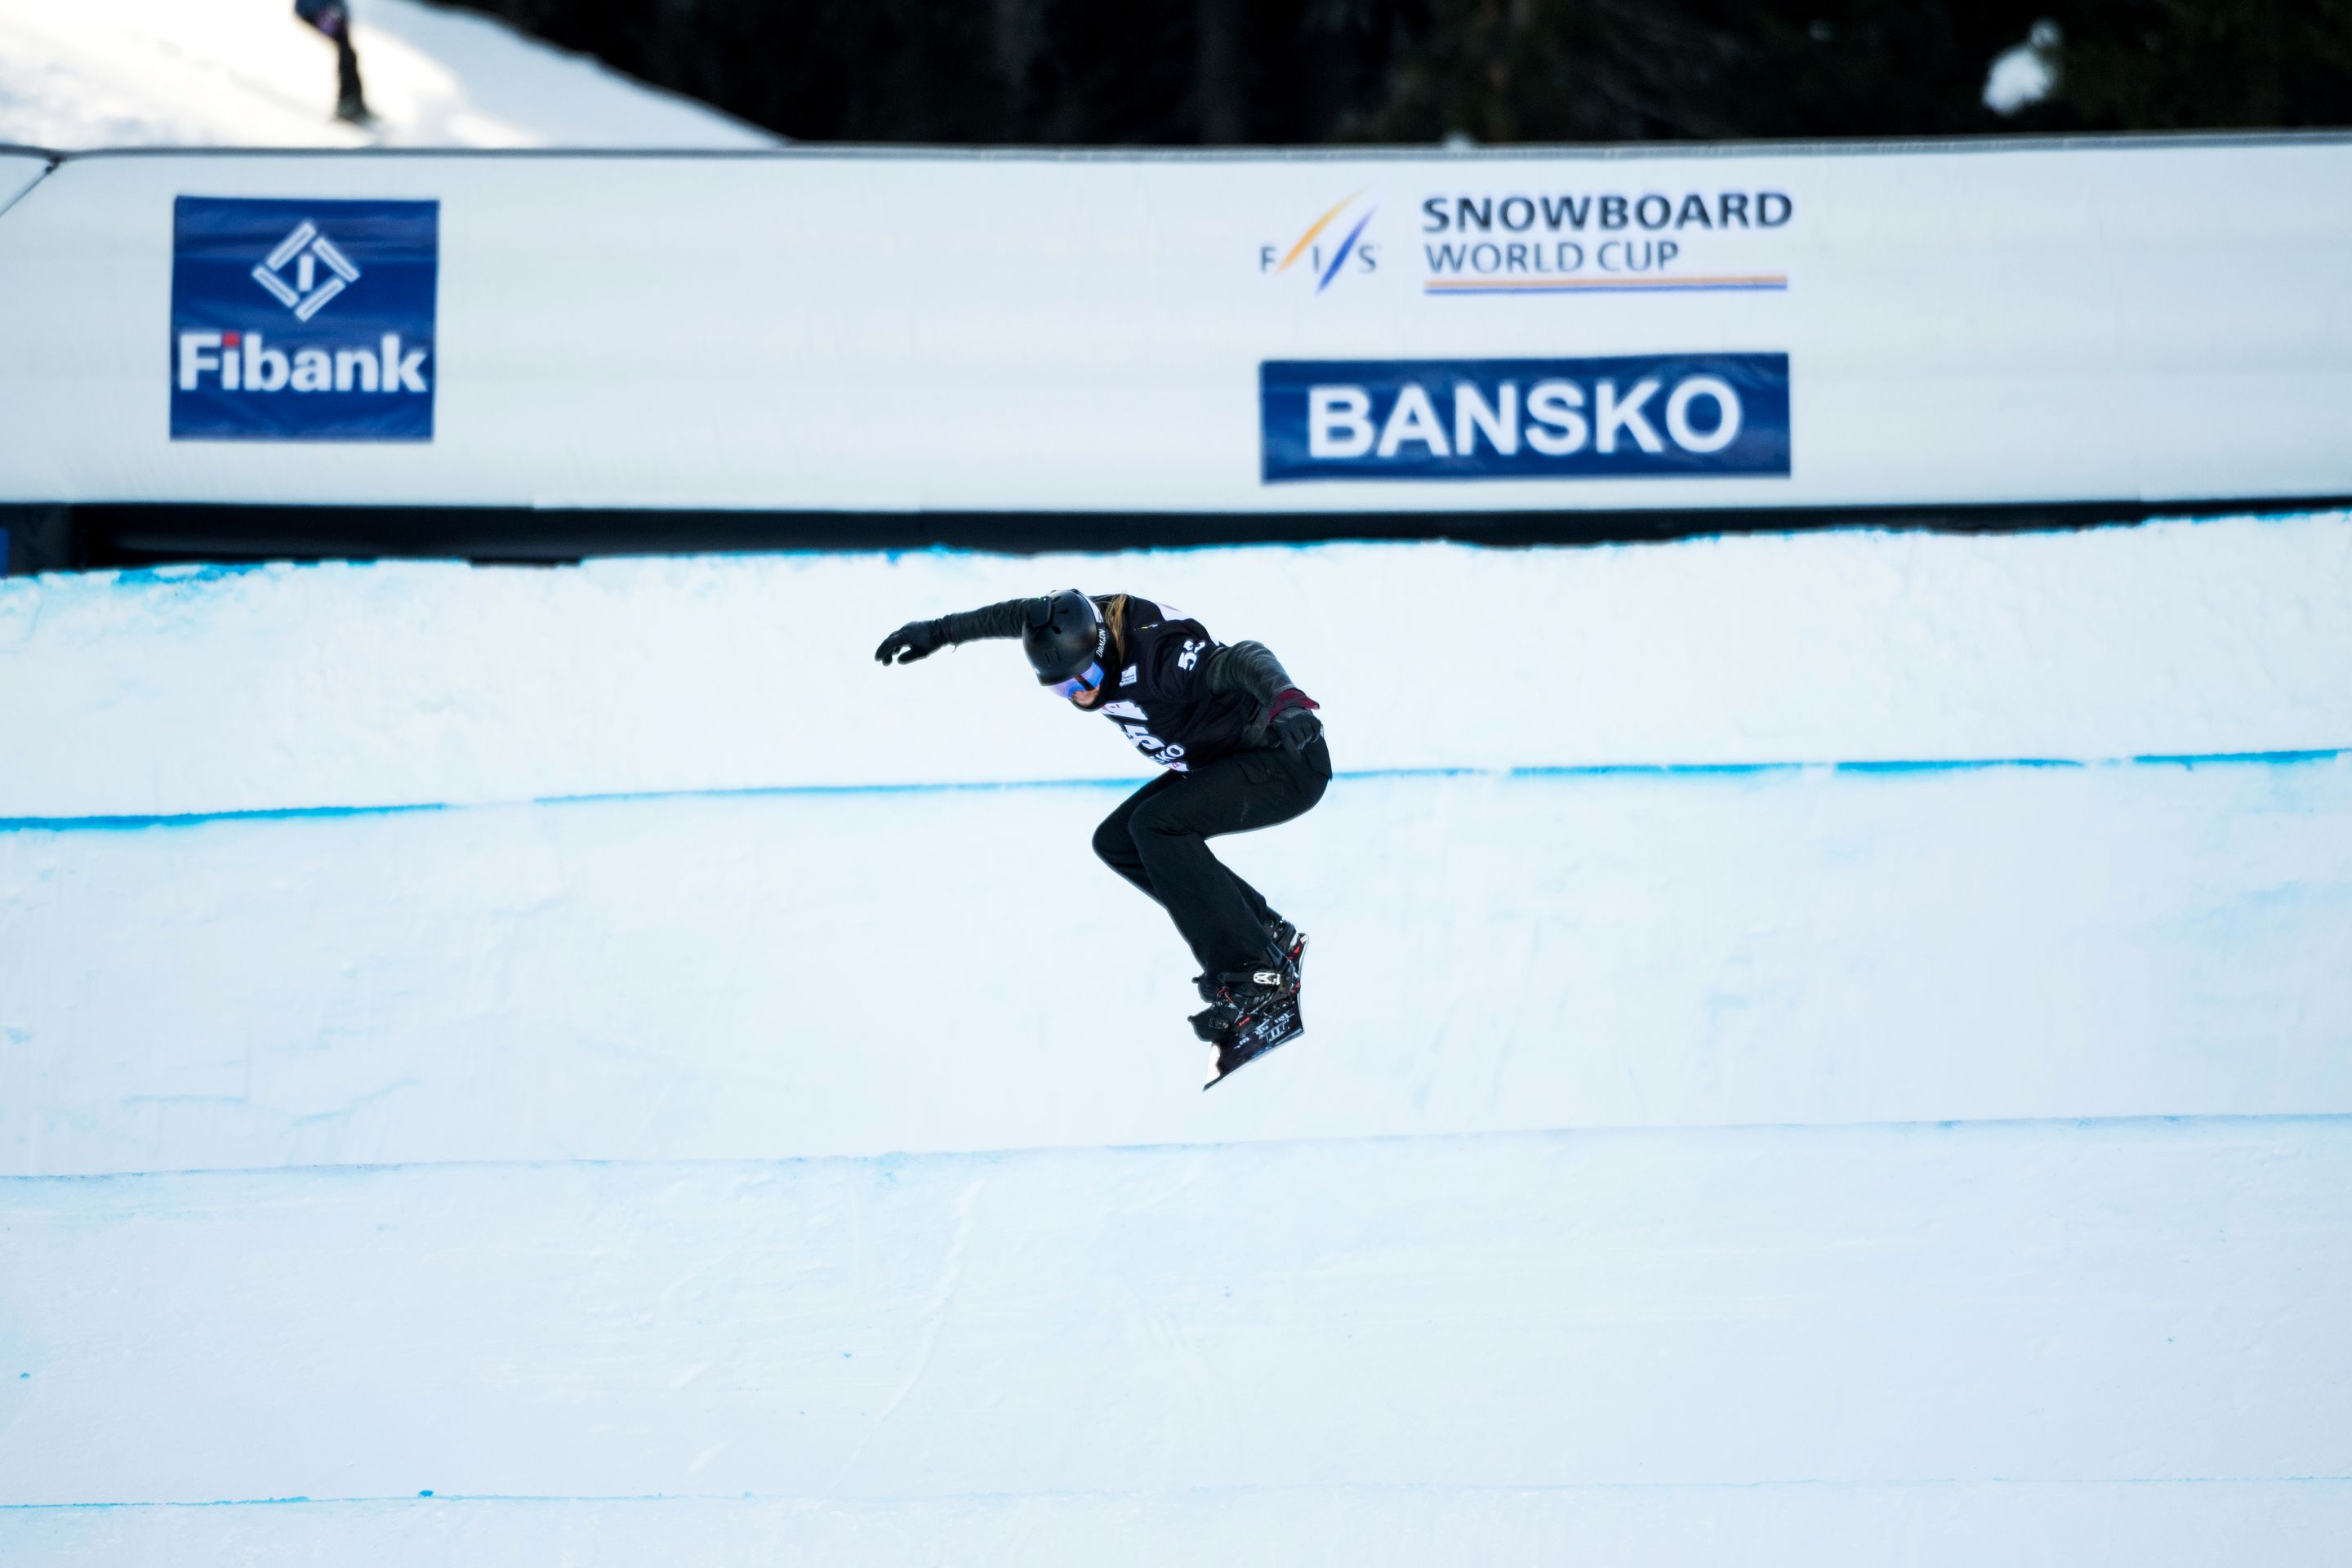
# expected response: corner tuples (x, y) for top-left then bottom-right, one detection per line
(1091, 735), (1331, 978)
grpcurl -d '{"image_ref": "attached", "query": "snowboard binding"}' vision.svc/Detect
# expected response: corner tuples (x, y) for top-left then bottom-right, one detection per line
(1194, 924), (1308, 1089)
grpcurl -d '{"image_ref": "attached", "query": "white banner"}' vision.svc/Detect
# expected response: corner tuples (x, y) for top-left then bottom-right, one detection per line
(0, 138), (2347, 512)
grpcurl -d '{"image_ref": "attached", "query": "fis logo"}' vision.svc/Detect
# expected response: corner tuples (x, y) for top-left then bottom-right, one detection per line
(1258, 190), (1379, 293)
(170, 196), (439, 442)
(1260, 354), (1790, 482)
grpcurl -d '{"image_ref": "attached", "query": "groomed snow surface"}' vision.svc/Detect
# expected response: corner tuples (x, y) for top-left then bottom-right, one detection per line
(0, 0), (777, 151)
(2, 513), (2350, 1562)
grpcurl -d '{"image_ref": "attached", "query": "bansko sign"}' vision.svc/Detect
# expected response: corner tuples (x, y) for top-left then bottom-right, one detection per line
(1261, 355), (1791, 482)
(1256, 181), (1797, 484)
(169, 195), (439, 442)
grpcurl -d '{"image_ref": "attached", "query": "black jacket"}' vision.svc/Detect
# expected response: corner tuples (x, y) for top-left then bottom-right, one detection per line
(927, 593), (1299, 772)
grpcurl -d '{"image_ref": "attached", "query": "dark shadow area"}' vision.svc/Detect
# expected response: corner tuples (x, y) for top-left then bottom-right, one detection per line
(437, 0), (2351, 148)
(9, 497), (2339, 573)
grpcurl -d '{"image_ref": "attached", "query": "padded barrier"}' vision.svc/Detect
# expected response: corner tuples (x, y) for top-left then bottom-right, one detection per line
(1, 139), (2350, 512)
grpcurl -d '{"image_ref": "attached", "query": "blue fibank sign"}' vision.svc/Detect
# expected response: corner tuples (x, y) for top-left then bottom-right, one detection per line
(1261, 354), (1788, 482)
(170, 196), (439, 442)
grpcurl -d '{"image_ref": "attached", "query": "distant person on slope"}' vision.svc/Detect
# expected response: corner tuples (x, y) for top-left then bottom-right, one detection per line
(295, 0), (372, 124)
(875, 590), (1328, 1086)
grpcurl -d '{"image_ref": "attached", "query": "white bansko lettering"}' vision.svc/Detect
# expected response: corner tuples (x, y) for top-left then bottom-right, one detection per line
(1376, 385), (1450, 457)
(1525, 381), (1588, 455)
(1305, 375), (1739, 461)
(1664, 374), (1741, 453)
(1307, 386), (1374, 457)
(1594, 378), (1664, 454)
(1454, 383), (1517, 456)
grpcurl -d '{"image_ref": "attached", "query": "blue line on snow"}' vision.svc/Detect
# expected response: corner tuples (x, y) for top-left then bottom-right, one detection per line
(0, 747), (2342, 835)
(0, 801), (452, 833)
(10, 1472), (2352, 1511)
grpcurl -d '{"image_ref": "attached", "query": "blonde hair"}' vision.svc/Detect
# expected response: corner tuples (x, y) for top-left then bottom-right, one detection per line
(1098, 593), (1129, 662)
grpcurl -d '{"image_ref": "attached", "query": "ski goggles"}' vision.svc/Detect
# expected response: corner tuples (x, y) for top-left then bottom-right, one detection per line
(1045, 660), (1108, 701)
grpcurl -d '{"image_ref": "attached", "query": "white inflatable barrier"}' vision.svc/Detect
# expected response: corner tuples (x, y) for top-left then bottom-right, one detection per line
(0, 136), (2348, 513)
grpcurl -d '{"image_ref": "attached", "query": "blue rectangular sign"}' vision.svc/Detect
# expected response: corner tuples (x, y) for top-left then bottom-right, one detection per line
(1261, 353), (1789, 483)
(170, 196), (439, 442)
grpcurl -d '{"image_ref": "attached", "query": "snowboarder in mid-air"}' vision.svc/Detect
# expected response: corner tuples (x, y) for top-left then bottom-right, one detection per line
(876, 591), (1328, 1085)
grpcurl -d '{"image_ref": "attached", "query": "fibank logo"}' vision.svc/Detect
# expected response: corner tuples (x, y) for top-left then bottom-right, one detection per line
(249, 220), (361, 320)
(1258, 190), (1379, 292)
(1259, 354), (1790, 482)
(170, 195), (439, 442)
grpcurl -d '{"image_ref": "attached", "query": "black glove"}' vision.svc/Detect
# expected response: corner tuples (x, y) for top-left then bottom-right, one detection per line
(1258, 688), (1322, 757)
(874, 620), (944, 666)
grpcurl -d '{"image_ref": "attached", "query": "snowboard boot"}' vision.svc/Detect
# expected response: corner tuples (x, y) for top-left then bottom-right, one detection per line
(1192, 920), (1303, 1000)
(1191, 964), (1305, 1088)
(1189, 965), (1288, 1042)
(1263, 915), (1306, 989)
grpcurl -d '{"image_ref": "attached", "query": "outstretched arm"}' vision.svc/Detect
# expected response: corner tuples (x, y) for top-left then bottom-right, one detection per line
(1200, 640), (1291, 703)
(874, 597), (1040, 666)
(1202, 640), (1322, 755)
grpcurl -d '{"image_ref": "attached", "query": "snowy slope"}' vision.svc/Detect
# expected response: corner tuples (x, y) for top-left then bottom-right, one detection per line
(3, 513), (2348, 820)
(7, 758), (2350, 1172)
(2, 519), (2349, 1563)
(12, 1483), (2352, 1568)
(4, 513), (2347, 1172)
(0, 0), (777, 150)
(3, 1120), (2348, 1501)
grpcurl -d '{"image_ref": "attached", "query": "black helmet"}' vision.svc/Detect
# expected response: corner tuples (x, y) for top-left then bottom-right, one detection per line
(1023, 590), (1108, 684)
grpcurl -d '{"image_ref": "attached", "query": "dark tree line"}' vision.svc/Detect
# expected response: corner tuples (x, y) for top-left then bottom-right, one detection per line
(447, 0), (2352, 144)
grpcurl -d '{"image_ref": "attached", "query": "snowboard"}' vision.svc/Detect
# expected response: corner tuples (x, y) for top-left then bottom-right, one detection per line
(1202, 987), (1304, 1089)
(1201, 929), (1308, 1090)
